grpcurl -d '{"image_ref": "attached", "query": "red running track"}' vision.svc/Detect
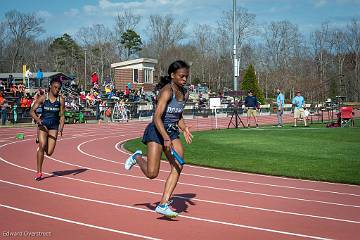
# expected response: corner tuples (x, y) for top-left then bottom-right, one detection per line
(1, 116), (360, 240)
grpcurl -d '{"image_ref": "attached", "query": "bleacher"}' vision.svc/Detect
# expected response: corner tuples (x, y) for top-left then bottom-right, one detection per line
(0, 86), (32, 123)
(3, 80), (346, 125)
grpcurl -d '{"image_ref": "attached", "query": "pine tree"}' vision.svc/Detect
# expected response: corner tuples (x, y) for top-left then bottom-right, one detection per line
(241, 64), (265, 104)
(49, 33), (82, 72)
(120, 29), (142, 59)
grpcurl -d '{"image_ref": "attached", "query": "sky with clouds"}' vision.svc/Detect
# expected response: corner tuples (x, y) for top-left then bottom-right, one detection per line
(1, 0), (360, 40)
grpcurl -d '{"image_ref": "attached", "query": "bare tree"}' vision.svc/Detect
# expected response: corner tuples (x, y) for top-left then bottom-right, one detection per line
(217, 7), (258, 69)
(115, 9), (141, 32)
(145, 14), (187, 75)
(264, 21), (301, 69)
(345, 18), (360, 100)
(191, 24), (213, 84)
(329, 28), (347, 97)
(310, 22), (333, 90)
(77, 24), (116, 83)
(0, 21), (8, 71)
(4, 10), (44, 72)
(214, 22), (231, 58)
(114, 10), (141, 60)
(262, 20), (303, 98)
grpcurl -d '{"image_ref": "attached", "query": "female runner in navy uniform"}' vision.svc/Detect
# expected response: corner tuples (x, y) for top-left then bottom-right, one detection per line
(30, 78), (65, 181)
(124, 60), (193, 218)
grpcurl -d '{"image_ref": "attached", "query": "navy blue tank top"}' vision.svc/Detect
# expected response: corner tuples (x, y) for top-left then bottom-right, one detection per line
(41, 93), (60, 122)
(161, 84), (188, 126)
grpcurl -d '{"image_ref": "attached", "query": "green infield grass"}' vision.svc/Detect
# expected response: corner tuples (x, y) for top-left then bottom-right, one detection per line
(124, 120), (360, 185)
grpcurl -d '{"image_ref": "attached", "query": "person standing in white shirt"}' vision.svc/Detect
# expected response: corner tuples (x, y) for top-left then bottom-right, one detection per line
(25, 68), (32, 89)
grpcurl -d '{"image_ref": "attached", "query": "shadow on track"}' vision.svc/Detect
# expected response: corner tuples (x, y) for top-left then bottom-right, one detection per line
(42, 168), (88, 180)
(134, 193), (196, 221)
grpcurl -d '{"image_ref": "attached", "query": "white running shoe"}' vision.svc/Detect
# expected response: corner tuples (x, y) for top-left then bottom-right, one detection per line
(155, 201), (178, 218)
(124, 150), (142, 170)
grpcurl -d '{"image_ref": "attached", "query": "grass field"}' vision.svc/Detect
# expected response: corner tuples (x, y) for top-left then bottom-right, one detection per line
(124, 120), (360, 185)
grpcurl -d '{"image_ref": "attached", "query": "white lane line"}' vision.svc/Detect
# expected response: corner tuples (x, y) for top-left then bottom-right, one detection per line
(0, 126), (101, 140)
(243, 128), (327, 131)
(1, 156), (359, 224)
(1, 134), (359, 209)
(0, 204), (161, 240)
(118, 139), (360, 198)
(47, 153), (360, 208)
(176, 172), (360, 197)
(0, 180), (335, 240)
(115, 137), (360, 190)
(8, 123), (359, 191)
(46, 141), (360, 209)
(181, 160), (360, 187)
(1, 134), (36, 140)
(77, 135), (127, 163)
(114, 124), (360, 189)
(78, 134), (360, 198)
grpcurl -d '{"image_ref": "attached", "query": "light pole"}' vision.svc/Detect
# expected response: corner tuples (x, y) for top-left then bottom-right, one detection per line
(189, 61), (193, 85)
(84, 48), (87, 91)
(233, 0), (238, 91)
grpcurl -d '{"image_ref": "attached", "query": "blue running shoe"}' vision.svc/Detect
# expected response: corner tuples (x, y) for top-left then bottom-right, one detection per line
(124, 150), (142, 170)
(155, 201), (178, 218)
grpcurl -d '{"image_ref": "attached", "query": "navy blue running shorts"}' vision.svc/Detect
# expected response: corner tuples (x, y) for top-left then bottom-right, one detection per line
(40, 118), (59, 131)
(142, 122), (180, 145)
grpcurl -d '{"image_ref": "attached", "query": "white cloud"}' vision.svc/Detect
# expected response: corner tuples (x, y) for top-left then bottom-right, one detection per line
(98, 0), (141, 10)
(37, 10), (52, 18)
(83, 5), (98, 15)
(82, 0), (188, 17)
(65, 8), (80, 17)
(72, 0), (227, 40)
(259, 5), (292, 14)
(336, 0), (360, 4)
(314, 0), (328, 7)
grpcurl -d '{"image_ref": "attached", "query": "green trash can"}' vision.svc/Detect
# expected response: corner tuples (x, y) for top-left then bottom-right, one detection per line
(64, 111), (74, 124)
(78, 112), (85, 123)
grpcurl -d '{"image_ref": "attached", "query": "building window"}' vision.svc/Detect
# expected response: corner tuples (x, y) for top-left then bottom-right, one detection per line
(133, 69), (139, 83)
(144, 68), (153, 83)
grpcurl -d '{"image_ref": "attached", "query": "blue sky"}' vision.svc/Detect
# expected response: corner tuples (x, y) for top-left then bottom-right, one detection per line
(1, 0), (360, 40)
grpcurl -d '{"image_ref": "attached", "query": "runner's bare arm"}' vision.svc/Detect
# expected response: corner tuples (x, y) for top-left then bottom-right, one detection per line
(59, 96), (65, 134)
(30, 95), (45, 124)
(178, 115), (193, 144)
(153, 85), (172, 142)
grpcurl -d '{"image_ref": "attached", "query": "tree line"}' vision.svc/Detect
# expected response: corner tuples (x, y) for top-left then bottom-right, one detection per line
(0, 8), (359, 102)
